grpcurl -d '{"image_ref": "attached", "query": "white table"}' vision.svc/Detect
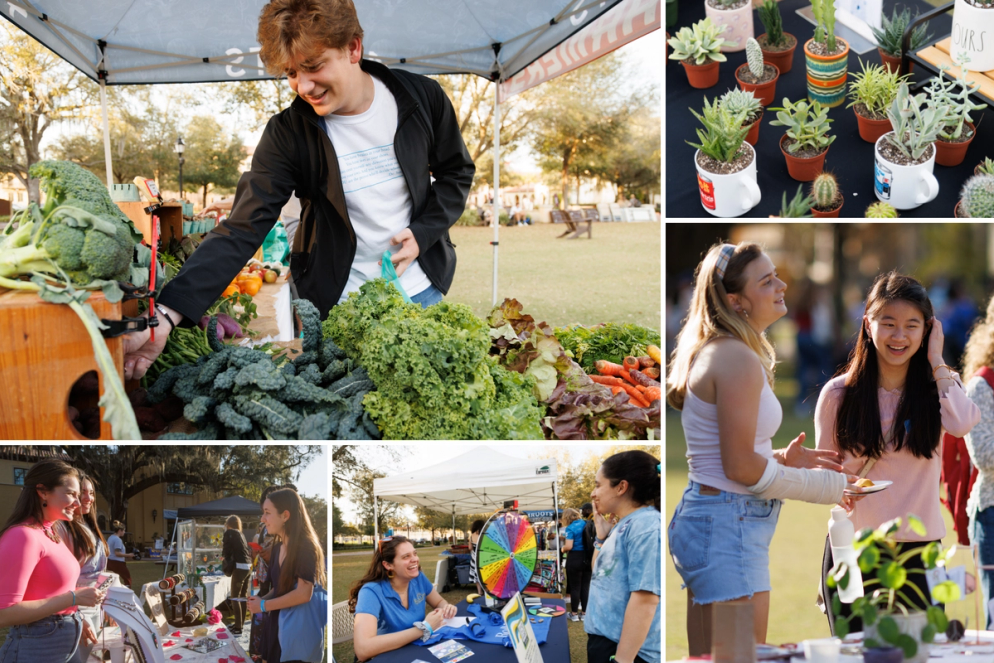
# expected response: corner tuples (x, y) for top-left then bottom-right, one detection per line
(90, 622), (248, 663)
(199, 576), (232, 612)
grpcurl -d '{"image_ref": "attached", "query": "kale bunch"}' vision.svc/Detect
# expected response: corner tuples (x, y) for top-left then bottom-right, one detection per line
(323, 279), (544, 440)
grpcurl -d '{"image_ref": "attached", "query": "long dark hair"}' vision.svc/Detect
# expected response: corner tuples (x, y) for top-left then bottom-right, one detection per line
(347, 535), (419, 612)
(0, 459), (79, 542)
(601, 450), (661, 511)
(72, 471), (108, 560)
(835, 272), (940, 460)
(267, 488), (327, 597)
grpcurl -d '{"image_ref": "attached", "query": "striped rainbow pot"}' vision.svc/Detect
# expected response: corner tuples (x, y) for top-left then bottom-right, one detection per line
(804, 38), (850, 108)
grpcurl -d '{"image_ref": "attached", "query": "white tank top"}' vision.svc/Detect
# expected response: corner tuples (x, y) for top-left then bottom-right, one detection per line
(682, 362), (781, 494)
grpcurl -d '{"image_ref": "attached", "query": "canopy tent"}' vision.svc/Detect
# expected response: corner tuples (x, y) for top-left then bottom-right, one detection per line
(176, 495), (261, 518)
(372, 446), (559, 544)
(1, 0), (659, 303)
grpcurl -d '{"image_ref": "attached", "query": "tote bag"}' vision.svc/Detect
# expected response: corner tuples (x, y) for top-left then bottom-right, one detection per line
(278, 583), (327, 663)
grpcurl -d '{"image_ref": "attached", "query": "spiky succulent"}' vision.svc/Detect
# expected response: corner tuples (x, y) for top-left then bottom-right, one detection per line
(871, 7), (932, 57)
(757, 0), (787, 48)
(668, 18), (729, 65)
(978, 157), (994, 175)
(960, 174), (994, 218)
(687, 96), (750, 163)
(846, 59), (910, 117)
(779, 185), (814, 217)
(719, 88), (762, 124)
(746, 37), (765, 78)
(865, 201), (899, 218)
(811, 172), (839, 209)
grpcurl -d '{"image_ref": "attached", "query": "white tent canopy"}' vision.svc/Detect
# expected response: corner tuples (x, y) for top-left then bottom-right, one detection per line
(372, 446), (559, 542)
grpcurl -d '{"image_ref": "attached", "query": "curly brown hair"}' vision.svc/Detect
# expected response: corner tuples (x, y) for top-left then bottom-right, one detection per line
(963, 294), (994, 378)
(257, 0), (364, 76)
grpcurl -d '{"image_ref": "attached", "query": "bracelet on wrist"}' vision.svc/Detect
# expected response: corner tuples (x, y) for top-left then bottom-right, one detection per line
(261, 599), (266, 613)
(70, 590), (76, 607)
(932, 363), (956, 378)
(154, 304), (176, 333)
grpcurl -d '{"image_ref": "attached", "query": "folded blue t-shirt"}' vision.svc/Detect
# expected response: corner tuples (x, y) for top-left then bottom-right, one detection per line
(411, 603), (551, 648)
(354, 572), (434, 636)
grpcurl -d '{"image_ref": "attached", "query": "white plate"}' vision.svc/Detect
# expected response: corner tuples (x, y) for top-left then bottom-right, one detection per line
(844, 480), (893, 496)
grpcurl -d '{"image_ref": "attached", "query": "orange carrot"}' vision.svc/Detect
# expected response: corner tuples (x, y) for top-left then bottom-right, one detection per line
(647, 345), (662, 364)
(590, 375), (625, 386)
(621, 369), (642, 388)
(595, 360), (627, 377)
(619, 382), (649, 406)
(643, 387), (662, 403)
(623, 356), (641, 373)
(642, 367), (661, 379)
(610, 386), (624, 396)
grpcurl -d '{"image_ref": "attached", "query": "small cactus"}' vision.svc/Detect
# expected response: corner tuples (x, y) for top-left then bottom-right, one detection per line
(865, 201), (899, 218)
(810, 172), (839, 209)
(961, 174), (994, 218)
(746, 37), (765, 78)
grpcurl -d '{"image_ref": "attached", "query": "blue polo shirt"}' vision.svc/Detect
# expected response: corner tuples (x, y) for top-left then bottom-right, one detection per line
(564, 519), (586, 551)
(355, 571), (434, 635)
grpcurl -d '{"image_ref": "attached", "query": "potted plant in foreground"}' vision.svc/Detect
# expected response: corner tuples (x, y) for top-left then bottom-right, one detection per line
(688, 97), (761, 217)
(720, 88), (764, 145)
(957, 173), (994, 217)
(668, 18), (728, 89)
(805, 0), (850, 107)
(873, 83), (948, 209)
(810, 171), (844, 216)
(925, 60), (987, 167)
(769, 96), (836, 181)
(847, 59), (910, 143)
(865, 201), (899, 217)
(704, 0), (753, 52)
(977, 156), (994, 175)
(757, 0), (797, 73)
(770, 185), (814, 217)
(827, 515), (961, 662)
(951, 0), (994, 73)
(870, 7), (932, 74)
(735, 37), (780, 105)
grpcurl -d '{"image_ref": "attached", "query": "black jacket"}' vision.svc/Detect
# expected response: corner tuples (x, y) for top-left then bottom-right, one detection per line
(222, 528), (252, 566)
(159, 59), (475, 322)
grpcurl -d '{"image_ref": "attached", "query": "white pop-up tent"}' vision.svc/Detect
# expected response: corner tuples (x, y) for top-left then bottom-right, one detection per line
(372, 446), (559, 544)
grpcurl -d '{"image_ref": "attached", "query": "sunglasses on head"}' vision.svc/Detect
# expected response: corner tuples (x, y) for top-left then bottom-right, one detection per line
(378, 536), (393, 553)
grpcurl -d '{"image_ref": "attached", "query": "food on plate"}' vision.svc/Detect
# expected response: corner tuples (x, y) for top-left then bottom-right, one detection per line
(856, 478), (875, 488)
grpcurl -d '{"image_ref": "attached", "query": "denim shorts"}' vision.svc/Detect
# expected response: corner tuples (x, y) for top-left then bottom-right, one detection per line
(0, 612), (82, 663)
(410, 284), (443, 308)
(668, 480), (781, 604)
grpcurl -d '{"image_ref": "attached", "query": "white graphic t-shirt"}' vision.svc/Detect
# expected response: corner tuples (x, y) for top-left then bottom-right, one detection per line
(324, 75), (431, 302)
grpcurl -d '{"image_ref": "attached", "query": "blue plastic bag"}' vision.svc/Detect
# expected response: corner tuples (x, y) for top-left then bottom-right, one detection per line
(262, 222), (290, 265)
(278, 583), (327, 662)
(381, 249), (412, 303)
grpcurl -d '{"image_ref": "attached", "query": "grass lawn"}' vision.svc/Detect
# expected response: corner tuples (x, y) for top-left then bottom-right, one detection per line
(665, 403), (980, 660)
(333, 546), (589, 663)
(446, 223), (661, 330)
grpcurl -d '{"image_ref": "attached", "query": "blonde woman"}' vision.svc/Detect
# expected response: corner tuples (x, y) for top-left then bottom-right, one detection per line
(666, 242), (855, 655)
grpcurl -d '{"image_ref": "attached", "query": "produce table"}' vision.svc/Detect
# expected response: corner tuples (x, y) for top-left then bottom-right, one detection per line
(664, 0), (993, 218)
(238, 269), (293, 346)
(89, 622), (247, 663)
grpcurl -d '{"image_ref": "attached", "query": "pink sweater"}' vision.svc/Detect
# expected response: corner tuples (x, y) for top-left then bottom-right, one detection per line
(0, 523), (80, 613)
(815, 374), (980, 542)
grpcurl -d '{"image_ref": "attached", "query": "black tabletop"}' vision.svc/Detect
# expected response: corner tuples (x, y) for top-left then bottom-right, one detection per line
(371, 599), (572, 663)
(663, 0), (987, 218)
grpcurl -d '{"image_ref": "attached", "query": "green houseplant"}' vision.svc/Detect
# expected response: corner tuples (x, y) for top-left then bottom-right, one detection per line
(735, 37), (780, 106)
(924, 60), (987, 167)
(976, 156), (994, 175)
(756, 0), (798, 73)
(827, 515), (961, 662)
(772, 185), (814, 217)
(719, 88), (764, 146)
(870, 7), (933, 73)
(668, 18), (728, 89)
(958, 173), (994, 217)
(687, 96), (761, 217)
(769, 97), (836, 180)
(847, 59), (911, 143)
(805, 0), (850, 107)
(809, 171), (843, 216)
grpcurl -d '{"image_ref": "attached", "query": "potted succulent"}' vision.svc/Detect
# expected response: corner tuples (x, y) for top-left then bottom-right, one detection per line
(704, 0), (754, 52)
(668, 18), (728, 89)
(756, 0), (798, 73)
(873, 83), (949, 209)
(957, 173), (994, 217)
(809, 171), (844, 216)
(805, 0), (850, 108)
(720, 87), (764, 145)
(976, 156), (994, 175)
(687, 96), (761, 217)
(951, 0), (994, 73)
(870, 7), (933, 73)
(769, 97), (836, 181)
(865, 201), (899, 217)
(770, 185), (814, 217)
(925, 60), (987, 167)
(827, 515), (961, 662)
(847, 60), (911, 144)
(735, 38), (780, 105)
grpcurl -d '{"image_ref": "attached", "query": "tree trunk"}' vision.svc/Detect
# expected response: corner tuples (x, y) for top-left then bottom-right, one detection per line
(560, 145), (573, 209)
(203, 183), (209, 209)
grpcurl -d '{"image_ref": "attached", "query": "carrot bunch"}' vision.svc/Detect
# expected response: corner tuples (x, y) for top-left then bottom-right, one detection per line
(592, 344), (662, 409)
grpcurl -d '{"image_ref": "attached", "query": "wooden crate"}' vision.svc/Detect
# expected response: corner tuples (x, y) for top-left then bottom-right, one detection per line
(0, 288), (125, 440)
(116, 201), (185, 245)
(916, 38), (994, 103)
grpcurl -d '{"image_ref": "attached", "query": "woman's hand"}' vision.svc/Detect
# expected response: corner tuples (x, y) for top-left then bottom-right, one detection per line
(75, 587), (105, 608)
(927, 317), (945, 368)
(439, 603), (457, 620)
(840, 475), (867, 512)
(424, 608), (445, 631)
(592, 504), (617, 540)
(777, 432), (845, 472)
(246, 596), (263, 615)
(82, 620), (97, 645)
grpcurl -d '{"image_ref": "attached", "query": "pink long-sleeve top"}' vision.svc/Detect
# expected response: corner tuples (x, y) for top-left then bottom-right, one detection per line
(815, 374), (981, 542)
(0, 523), (80, 613)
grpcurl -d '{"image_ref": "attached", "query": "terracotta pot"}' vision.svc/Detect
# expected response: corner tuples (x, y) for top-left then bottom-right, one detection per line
(780, 134), (828, 182)
(811, 192), (844, 217)
(854, 106), (892, 144)
(744, 110), (763, 145)
(735, 63), (780, 106)
(805, 37), (850, 108)
(681, 59), (720, 89)
(951, 0), (994, 73)
(935, 122), (976, 167)
(877, 48), (913, 74)
(956, 200), (967, 217)
(704, 0), (753, 52)
(758, 33), (797, 73)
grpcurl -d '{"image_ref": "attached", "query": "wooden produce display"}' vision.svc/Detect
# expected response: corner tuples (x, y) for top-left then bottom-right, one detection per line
(115, 200), (185, 245)
(0, 287), (125, 440)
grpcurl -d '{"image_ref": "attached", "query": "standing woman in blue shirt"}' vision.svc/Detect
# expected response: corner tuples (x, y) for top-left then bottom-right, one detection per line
(585, 450), (662, 663)
(561, 508), (590, 622)
(349, 536), (457, 661)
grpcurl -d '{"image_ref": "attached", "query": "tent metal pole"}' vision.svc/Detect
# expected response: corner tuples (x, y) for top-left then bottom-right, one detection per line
(99, 78), (113, 190)
(491, 80), (500, 306)
(162, 520), (179, 580)
(451, 507), (456, 545)
(374, 496), (379, 545)
(552, 481), (561, 593)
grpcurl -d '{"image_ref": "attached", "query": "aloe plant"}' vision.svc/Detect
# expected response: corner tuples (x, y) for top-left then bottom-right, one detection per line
(769, 97), (836, 153)
(885, 83), (949, 161)
(687, 96), (750, 163)
(978, 157), (994, 175)
(871, 7), (932, 58)
(668, 18), (729, 65)
(779, 185), (814, 217)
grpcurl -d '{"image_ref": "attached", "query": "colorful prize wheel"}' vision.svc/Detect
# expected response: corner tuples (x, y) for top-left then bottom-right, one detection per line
(476, 510), (538, 600)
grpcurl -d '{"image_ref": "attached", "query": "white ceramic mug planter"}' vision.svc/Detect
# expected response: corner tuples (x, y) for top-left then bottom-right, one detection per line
(873, 133), (939, 210)
(695, 143), (761, 217)
(951, 0), (994, 74)
(704, 0), (753, 52)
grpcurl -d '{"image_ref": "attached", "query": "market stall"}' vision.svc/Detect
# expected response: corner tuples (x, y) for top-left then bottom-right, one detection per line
(93, 621), (248, 663)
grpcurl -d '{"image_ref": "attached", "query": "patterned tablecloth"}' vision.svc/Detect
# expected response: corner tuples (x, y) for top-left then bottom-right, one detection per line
(90, 622), (248, 663)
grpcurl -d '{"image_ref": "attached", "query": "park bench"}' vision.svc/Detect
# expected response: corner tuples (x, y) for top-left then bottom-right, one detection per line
(566, 209), (592, 239)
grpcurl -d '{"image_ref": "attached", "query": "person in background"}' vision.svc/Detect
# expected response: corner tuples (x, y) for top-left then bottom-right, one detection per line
(561, 508), (589, 622)
(468, 519), (485, 596)
(250, 485), (281, 658)
(223, 515), (253, 635)
(0, 459), (104, 663)
(581, 502), (597, 590)
(105, 521), (134, 588)
(586, 451), (661, 663)
(64, 471), (109, 663)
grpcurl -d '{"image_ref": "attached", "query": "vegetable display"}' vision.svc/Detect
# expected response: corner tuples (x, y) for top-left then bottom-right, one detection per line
(553, 323), (661, 374)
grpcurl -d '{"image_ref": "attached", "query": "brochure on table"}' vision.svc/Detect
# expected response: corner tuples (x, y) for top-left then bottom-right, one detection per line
(501, 593), (543, 663)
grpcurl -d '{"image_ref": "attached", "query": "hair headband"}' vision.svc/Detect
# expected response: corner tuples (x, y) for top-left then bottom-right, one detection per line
(715, 244), (735, 280)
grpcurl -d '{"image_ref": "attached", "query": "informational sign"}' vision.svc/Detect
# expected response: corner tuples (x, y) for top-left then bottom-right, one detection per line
(501, 593), (543, 663)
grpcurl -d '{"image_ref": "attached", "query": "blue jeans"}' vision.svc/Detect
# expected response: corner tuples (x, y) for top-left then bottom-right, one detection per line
(410, 284), (443, 308)
(0, 612), (82, 663)
(973, 506), (994, 628)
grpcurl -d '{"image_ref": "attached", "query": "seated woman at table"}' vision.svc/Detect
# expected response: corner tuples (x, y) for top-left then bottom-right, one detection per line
(63, 471), (110, 663)
(348, 536), (457, 661)
(0, 459), (105, 663)
(222, 515), (253, 635)
(586, 450), (661, 663)
(247, 487), (326, 663)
